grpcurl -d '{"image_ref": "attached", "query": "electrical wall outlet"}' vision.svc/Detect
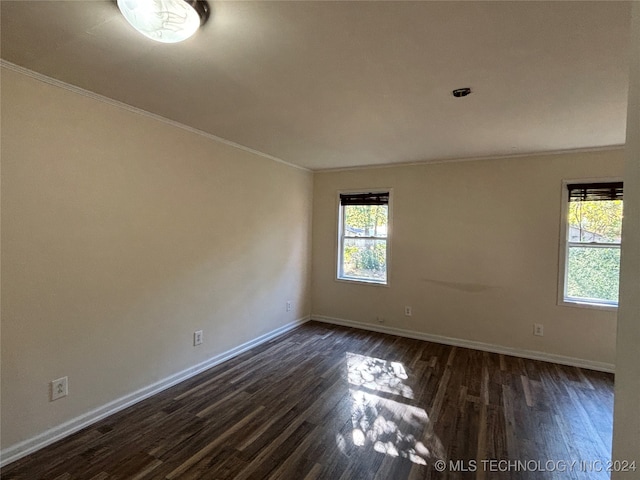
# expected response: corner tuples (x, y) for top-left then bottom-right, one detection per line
(51, 376), (68, 401)
(286, 301), (292, 312)
(194, 330), (203, 346)
(404, 306), (412, 316)
(377, 316), (385, 323)
(534, 323), (544, 337)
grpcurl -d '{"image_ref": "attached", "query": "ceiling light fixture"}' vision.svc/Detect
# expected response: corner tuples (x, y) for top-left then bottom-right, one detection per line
(117, 0), (210, 44)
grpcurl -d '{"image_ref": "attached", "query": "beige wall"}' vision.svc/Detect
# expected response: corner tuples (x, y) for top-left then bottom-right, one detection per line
(0, 67), (313, 449)
(1, 52), (634, 463)
(612, 2), (640, 476)
(312, 150), (624, 366)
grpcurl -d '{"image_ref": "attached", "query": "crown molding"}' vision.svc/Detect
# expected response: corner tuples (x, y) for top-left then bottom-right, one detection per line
(2, 60), (625, 174)
(0, 60), (311, 173)
(315, 145), (626, 173)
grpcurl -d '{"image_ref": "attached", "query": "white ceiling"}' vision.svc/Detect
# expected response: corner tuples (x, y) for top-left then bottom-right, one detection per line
(0, 1), (632, 170)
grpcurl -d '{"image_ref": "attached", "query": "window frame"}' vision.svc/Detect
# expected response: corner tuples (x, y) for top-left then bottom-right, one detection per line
(557, 178), (623, 311)
(336, 188), (393, 286)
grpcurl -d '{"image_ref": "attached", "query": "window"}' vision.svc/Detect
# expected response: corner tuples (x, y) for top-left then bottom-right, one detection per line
(561, 182), (623, 307)
(338, 192), (390, 284)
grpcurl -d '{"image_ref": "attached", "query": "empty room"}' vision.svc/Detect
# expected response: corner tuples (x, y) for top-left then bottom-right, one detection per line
(1, 1), (639, 479)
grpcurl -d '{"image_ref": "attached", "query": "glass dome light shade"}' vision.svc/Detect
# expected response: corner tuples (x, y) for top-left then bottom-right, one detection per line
(117, 0), (208, 44)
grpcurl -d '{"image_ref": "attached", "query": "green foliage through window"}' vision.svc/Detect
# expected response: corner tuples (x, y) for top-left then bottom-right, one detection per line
(565, 195), (622, 305)
(566, 247), (620, 303)
(568, 200), (622, 243)
(340, 203), (388, 283)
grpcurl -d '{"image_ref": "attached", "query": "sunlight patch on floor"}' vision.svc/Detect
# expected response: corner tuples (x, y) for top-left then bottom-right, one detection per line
(338, 352), (444, 466)
(346, 352), (414, 399)
(348, 389), (429, 465)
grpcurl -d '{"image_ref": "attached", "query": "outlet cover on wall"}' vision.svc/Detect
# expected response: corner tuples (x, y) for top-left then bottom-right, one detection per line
(404, 306), (412, 316)
(51, 377), (68, 401)
(534, 323), (544, 337)
(194, 330), (203, 346)
(286, 301), (292, 312)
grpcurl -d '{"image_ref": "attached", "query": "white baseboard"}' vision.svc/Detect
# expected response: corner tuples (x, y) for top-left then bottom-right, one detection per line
(311, 315), (615, 373)
(0, 316), (310, 468)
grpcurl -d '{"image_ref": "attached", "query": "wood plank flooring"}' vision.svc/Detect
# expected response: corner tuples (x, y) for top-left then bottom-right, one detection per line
(1, 321), (615, 479)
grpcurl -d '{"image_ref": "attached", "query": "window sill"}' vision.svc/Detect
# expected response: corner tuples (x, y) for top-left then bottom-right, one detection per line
(336, 277), (389, 287)
(559, 299), (618, 312)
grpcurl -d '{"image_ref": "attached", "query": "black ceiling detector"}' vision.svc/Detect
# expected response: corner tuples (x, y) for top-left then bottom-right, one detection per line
(452, 88), (472, 97)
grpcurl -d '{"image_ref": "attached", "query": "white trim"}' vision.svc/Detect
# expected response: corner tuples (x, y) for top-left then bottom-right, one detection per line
(335, 278), (390, 287)
(2, 61), (624, 176)
(336, 188), (393, 286)
(316, 145), (626, 173)
(0, 61), (311, 173)
(557, 176), (623, 309)
(311, 315), (615, 373)
(567, 242), (621, 249)
(559, 298), (618, 312)
(0, 316), (310, 468)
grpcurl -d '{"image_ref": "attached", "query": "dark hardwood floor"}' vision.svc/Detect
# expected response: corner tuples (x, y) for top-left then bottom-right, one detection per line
(1, 321), (615, 479)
